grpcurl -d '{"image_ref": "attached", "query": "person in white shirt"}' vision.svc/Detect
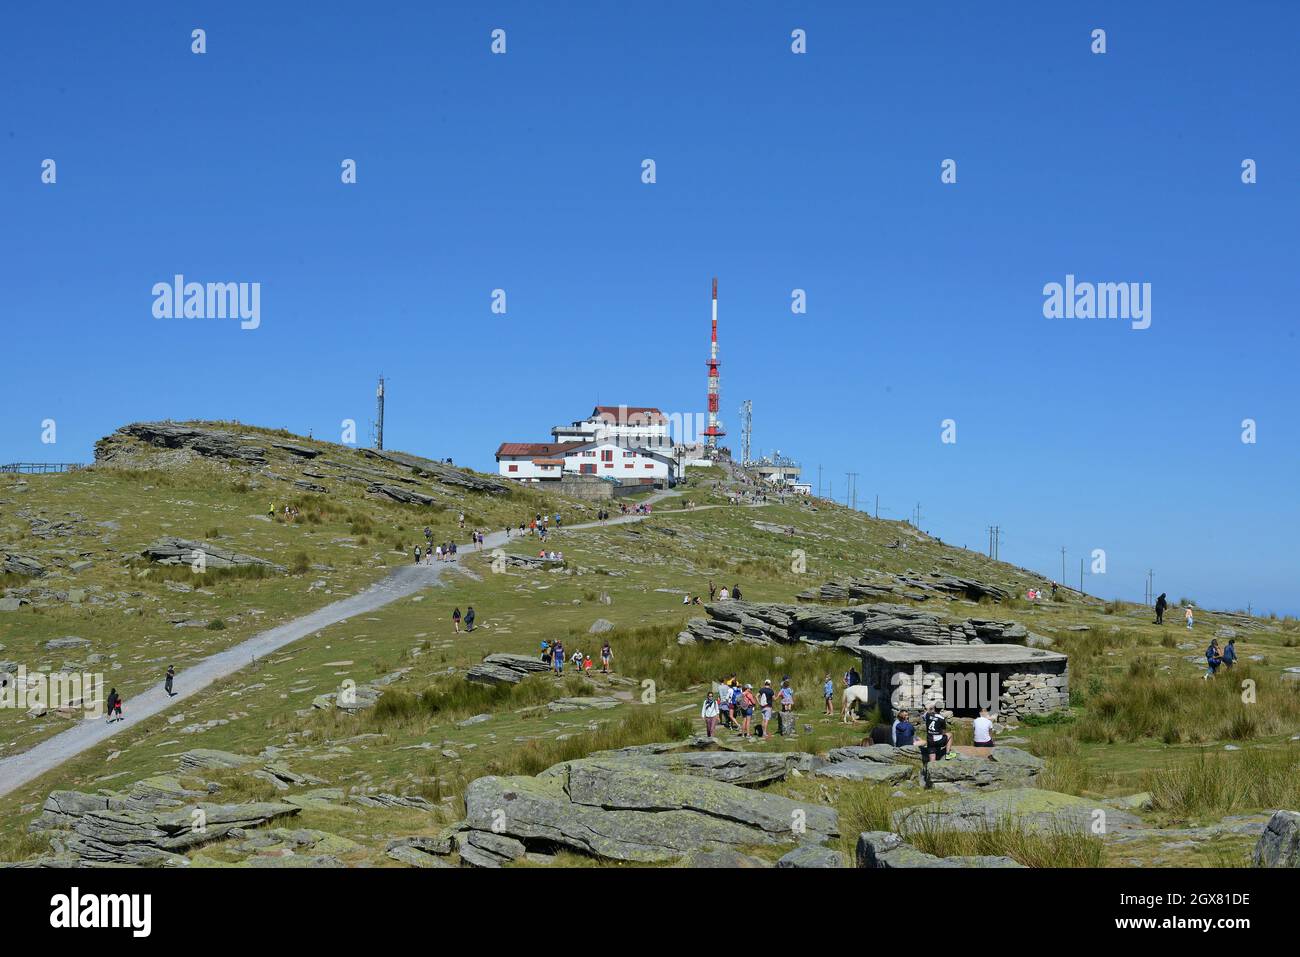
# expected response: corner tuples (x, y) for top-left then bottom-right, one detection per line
(972, 707), (994, 748)
(718, 587), (730, 600)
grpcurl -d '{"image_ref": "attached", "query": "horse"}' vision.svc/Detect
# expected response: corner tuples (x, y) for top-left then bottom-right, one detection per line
(842, 685), (873, 723)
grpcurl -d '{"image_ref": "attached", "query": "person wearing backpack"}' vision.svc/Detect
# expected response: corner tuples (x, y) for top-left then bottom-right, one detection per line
(739, 685), (757, 738)
(452, 608), (461, 634)
(464, 606), (475, 632)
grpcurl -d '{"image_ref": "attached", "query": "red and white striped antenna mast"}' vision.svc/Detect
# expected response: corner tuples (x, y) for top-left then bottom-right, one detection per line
(704, 277), (726, 453)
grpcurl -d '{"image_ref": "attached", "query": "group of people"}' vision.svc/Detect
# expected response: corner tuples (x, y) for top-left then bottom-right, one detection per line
(100, 662), (180, 725)
(701, 675), (794, 739)
(540, 638), (613, 675)
(1152, 592), (1200, 633)
(537, 549), (565, 561)
(707, 580), (743, 602)
(416, 541), (458, 564)
(620, 502), (653, 515)
(451, 606), (476, 633)
(1203, 637), (1238, 679)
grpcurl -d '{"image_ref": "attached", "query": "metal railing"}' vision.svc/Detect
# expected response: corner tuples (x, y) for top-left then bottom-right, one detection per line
(0, 463), (86, 474)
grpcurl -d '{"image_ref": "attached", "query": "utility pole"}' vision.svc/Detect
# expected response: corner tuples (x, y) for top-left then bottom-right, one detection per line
(847, 472), (859, 512)
(913, 502), (922, 529)
(817, 464), (823, 499)
(874, 494), (879, 519)
(1061, 547), (1067, 585)
(1144, 569), (1154, 606)
(375, 375), (386, 450)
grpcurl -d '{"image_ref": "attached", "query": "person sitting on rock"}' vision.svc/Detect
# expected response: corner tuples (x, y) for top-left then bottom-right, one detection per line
(892, 710), (915, 747)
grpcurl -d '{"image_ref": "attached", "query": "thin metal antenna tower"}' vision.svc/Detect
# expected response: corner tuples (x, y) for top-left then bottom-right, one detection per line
(375, 375), (385, 450)
(739, 400), (753, 465)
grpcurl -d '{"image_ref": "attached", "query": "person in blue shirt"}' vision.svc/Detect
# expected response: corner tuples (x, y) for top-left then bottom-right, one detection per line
(823, 675), (835, 715)
(1222, 638), (1237, 669)
(1203, 639), (1222, 680)
(891, 710), (916, 746)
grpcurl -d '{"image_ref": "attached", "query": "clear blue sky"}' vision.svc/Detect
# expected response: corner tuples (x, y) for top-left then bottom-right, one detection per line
(3, 2), (1297, 614)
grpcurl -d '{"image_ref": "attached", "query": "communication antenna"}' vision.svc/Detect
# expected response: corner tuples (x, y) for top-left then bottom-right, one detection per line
(739, 400), (753, 465)
(375, 375), (386, 450)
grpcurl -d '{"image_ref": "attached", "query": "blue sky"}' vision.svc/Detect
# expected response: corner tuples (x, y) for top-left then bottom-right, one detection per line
(2, 2), (1297, 613)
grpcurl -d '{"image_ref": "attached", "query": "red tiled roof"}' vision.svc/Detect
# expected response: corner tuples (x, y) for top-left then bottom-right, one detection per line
(532, 458), (565, 466)
(496, 442), (582, 458)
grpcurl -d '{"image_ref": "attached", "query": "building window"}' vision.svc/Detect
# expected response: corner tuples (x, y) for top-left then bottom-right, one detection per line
(601, 449), (613, 462)
(623, 451), (636, 458)
(507, 464), (518, 473)
(645, 464), (654, 469)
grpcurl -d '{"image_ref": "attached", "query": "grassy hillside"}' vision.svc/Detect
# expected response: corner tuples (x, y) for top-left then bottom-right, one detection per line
(2, 421), (1299, 867)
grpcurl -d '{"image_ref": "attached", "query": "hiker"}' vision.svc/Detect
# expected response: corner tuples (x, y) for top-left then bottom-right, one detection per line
(708, 580), (716, 602)
(823, 674), (834, 715)
(1185, 605), (1195, 631)
(1204, 639), (1222, 679)
(702, 692), (720, 738)
(717, 586), (730, 601)
(600, 640), (612, 673)
(106, 688), (122, 724)
(164, 665), (175, 697)
(571, 648), (584, 672)
(452, 607), (462, 633)
(584, 655), (593, 672)
(1154, 592), (1168, 625)
(552, 640), (565, 675)
(540, 639), (550, 663)
(681, 593), (691, 605)
(920, 705), (952, 786)
(739, 685), (756, 738)
(891, 709), (916, 747)
(844, 666), (860, 688)
(973, 707), (994, 748)
(414, 545), (422, 564)
(758, 679), (775, 736)
(464, 606), (475, 632)
(731, 583), (743, 601)
(1223, 638), (1237, 669)
(779, 677), (794, 713)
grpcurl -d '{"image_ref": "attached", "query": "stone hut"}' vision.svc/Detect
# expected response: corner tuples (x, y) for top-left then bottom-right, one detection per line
(860, 645), (1069, 720)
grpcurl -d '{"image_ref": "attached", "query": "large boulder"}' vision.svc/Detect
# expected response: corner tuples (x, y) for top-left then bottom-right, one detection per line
(1254, 810), (1300, 867)
(855, 830), (1023, 868)
(892, 788), (1141, 835)
(541, 751), (819, 787)
(2, 553), (45, 577)
(142, 538), (286, 573)
(461, 760), (837, 863)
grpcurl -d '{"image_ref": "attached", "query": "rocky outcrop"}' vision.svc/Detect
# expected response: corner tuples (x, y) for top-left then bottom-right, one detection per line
(459, 757), (838, 863)
(1253, 810), (1300, 867)
(141, 537), (286, 573)
(891, 787), (1141, 835)
(680, 600), (1044, 651)
(97, 422), (267, 464)
(855, 831), (1023, 868)
(367, 483), (438, 507)
(359, 448), (510, 495)
(1, 553), (45, 577)
(30, 788), (301, 865)
(466, 653), (552, 685)
(799, 571), (1011, 605)
(539, 750), (820, 787)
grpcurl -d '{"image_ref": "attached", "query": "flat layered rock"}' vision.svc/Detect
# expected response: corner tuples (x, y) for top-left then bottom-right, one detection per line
(461, 761), (837, 863)
(142, 537), (286, 572)
(892, 788), (1140, 835)
(856, 830), (1023, 868)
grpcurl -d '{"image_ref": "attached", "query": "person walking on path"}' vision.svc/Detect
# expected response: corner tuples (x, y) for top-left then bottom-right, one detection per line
(164, 665), (175, 698)
(464, 606), (475, 633)
(414, 545), (422, 565)
(738, 685), (756, 738)
(1154, 592), (1168, 625)
(552, 640), (565, 675)
(1185, 605), (1195, 631)
(600, 640), (612, 674)
(701, 691), (720, 738)
(452, 607), (462, 634)
(105, 688), (123, 724)
(1204, 638), (1222, 679)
